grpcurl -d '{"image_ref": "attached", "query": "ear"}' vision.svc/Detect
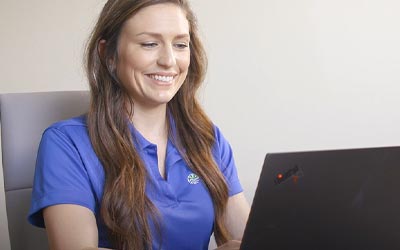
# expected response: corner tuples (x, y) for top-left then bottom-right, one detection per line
(97, 39), (106, 58)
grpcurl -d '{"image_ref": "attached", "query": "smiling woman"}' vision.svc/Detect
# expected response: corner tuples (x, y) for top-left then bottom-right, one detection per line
(116, 3), (191, 108)
(27, 1), (249, 250)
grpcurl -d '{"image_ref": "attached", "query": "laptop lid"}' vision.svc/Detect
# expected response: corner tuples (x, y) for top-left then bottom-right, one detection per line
(241, 146), (400, 250)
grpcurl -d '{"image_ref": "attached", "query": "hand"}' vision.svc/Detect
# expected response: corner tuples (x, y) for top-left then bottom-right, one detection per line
(214, 240), (241, 250)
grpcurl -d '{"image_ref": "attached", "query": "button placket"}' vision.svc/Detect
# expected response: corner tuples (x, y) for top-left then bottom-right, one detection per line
(144, 144), (178, 206)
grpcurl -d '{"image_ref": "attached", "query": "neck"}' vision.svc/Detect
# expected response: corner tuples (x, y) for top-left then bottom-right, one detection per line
(130, 103), (168, 143)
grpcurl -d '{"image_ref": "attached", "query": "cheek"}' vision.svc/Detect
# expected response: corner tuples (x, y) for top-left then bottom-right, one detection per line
(119, 46), (155, 72)
(178, 53), (191, 72)
(118, 56), (151, 86)
(122, 54), (146, 72)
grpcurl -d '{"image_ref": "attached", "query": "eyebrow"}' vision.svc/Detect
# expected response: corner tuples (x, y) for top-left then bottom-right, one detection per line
(135, 32), (190, 39)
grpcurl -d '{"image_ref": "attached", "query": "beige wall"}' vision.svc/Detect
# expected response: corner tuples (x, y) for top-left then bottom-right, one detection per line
(0, 0), (104, 93)
(1, 0), (400, 249)
(192, 0), (400, 201)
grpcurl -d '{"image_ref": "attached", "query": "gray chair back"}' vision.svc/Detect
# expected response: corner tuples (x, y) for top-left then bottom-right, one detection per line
(0, 91), (90, 250)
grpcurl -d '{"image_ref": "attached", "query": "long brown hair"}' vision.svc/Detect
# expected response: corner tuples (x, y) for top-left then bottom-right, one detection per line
(85, 0), (231, 249)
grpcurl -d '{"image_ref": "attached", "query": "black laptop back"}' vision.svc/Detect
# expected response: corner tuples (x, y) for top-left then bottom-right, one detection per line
(241, 146), (400, 250)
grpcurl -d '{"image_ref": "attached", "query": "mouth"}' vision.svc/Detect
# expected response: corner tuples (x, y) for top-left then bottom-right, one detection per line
(146, 74), (176, 84)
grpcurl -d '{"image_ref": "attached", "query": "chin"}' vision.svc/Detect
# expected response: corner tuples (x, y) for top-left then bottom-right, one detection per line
(155, 92), (177, 103)
(148, 96), (174, 106)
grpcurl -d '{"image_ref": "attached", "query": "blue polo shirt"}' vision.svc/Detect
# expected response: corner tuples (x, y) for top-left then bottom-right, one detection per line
(28, 115), (243, 249)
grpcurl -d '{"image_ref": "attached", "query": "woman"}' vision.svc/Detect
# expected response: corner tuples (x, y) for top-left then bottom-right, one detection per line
(28, 0), (250, 249)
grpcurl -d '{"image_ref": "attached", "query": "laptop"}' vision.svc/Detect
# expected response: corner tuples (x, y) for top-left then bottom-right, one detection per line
(241, 146), (400, 250)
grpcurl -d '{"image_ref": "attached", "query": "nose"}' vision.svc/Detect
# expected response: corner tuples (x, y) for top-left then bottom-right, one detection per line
(157, 45), (176, 68)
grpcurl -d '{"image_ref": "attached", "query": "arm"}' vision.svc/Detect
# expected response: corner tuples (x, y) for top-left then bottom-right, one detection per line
(224, 192), (250, 240)
(214, 192), (250, 250)
(43, 204), (112, 250)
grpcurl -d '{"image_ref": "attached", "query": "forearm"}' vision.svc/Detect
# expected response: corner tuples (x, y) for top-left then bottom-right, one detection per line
(224, 193), (250, 240)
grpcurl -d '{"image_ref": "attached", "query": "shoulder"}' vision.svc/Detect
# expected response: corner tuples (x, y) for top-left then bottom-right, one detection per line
(39, 115), (92, 155)
(43, 115), (88, 139)
(211, 124), (235, 169)
(46, 115), (87, 132)
(212, 124), (232, 152)
(211, 124), (243, 196)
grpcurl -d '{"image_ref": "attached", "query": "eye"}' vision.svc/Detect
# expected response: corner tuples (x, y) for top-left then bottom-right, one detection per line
(141, 42), (158, 48)
(174, 43), (189, 49)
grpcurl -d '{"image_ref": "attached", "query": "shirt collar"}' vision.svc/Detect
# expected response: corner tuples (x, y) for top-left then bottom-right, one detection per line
(128, 111), (178, 151)
(129, 123), (154, 150)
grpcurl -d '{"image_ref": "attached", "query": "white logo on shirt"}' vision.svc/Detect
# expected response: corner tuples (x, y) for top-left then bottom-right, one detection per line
(187, 173), (200, 185)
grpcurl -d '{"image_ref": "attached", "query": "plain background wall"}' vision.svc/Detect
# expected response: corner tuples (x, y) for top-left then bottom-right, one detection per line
(1, 0), (400, 249)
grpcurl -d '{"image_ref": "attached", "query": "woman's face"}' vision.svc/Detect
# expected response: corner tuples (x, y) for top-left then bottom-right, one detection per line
(116, 3), (191, 109)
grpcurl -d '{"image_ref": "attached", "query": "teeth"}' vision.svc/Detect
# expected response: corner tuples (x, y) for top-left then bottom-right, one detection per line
(149, 74), (174, 82)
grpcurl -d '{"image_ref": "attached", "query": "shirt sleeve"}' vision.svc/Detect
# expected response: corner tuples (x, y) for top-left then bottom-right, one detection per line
(213, 126), (243, 197)
(28, 127), (96, 228)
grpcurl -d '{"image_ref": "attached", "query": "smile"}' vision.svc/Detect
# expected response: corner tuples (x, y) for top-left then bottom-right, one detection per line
(147, 74), (175, 83)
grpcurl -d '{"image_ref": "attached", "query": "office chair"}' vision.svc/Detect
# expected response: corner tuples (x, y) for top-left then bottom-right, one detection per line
(0, 91), (90, 250)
